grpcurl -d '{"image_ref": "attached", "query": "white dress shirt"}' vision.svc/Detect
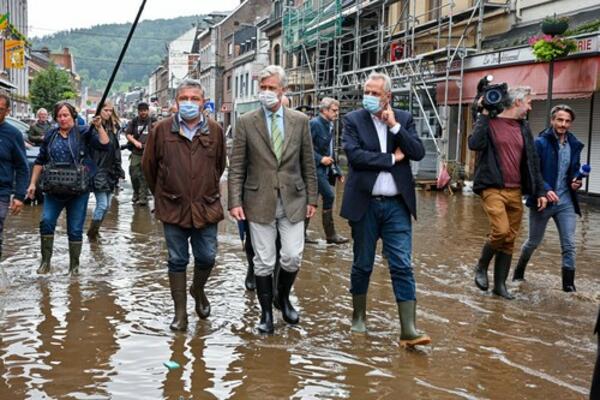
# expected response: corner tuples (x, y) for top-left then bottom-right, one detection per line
(370, 115), (401, 196)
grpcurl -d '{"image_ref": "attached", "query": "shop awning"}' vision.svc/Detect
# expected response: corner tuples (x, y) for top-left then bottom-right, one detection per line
(437, 56), (600, 104)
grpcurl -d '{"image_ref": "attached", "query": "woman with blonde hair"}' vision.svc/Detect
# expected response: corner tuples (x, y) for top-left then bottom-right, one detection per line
(87, 100), (124, 240)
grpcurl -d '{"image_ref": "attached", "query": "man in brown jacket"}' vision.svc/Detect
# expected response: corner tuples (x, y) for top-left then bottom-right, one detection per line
(229, 65), (318, 334)
(142, 79), (226, 331)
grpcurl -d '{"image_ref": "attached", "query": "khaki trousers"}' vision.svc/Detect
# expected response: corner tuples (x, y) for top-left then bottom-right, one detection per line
(481, 188), (523, 254)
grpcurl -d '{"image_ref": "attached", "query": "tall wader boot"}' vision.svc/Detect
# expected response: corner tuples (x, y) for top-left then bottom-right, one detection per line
(190, 267), (212, 319)
(68, 241), (82, 276)
(304, 217), (318, 244)
(512, 252), (529, 281)
(351, 294), (367, 333)
(277, 269), (299, 324)
(37, 235), (54, 274)
(397, 300), (431, 348)
(562, 268), (576, 292)
(492, 251), (514, 300)
(474, 242), (495, 291)
(244, 236), (256, 291)
(168, 271), (188, 331)
(86, 219), (102, 241)
(322, 209), (349, 244)
(255, 275), (274, 334)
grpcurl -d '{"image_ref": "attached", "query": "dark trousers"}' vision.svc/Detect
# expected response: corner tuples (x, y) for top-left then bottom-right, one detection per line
(129, 153), (149, 202)
(349, 197), (415, 302)
(0, 200), (8, 254)
(592, 307), (600, 399)
(163, 223), (218, 273)
(316, 168), (335, 210)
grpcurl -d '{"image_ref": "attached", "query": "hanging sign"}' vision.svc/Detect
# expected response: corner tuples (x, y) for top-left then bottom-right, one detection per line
(5, 40), (25, 69)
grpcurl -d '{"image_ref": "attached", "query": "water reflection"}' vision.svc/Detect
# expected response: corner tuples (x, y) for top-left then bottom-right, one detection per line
(0, 186), (597, 398)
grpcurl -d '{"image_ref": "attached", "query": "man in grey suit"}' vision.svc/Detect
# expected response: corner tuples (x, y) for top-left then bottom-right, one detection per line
(228, 65), (318, 334)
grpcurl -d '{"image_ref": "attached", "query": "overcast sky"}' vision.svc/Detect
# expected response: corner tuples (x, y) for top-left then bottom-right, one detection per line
(28, 0), (240, 38)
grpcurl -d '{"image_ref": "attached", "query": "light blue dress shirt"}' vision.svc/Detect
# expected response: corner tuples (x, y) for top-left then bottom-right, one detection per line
(178, 113), (204, 141)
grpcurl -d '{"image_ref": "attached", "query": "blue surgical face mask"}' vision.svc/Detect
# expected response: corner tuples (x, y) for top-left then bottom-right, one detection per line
(362, 95), (382, 114)
(179, 101), (200, 120)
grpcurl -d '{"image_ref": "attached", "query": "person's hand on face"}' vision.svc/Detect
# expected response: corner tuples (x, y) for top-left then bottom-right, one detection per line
(381, 103), (397, 128)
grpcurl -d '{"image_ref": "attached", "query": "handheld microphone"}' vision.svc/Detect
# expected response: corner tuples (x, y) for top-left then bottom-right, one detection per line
(574, 164), (591, 180)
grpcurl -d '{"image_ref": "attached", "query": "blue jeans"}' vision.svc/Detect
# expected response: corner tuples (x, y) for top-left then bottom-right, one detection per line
(519, 200), (577, 270)
(92, 191), (113, 221)
(40, 193), (90, 241)
(163, 223), (218, 273)
(349, 197), (415, 302)
(317, 168), (335, 210)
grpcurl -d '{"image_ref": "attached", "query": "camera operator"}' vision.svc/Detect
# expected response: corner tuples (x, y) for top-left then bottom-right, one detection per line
(469, 86), (547, 300)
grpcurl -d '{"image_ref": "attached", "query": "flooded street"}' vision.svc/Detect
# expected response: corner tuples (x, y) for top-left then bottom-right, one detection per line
(0, 167), (598, 399)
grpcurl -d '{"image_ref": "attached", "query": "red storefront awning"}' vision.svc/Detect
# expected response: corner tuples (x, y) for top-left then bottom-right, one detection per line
(437, 56), (600, 104)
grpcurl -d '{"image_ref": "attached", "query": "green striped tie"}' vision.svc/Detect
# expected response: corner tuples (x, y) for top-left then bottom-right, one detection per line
(271, 112), (283, 161)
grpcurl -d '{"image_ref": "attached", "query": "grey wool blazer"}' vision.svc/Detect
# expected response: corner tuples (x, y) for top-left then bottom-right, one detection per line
(228, 106), (318, 224)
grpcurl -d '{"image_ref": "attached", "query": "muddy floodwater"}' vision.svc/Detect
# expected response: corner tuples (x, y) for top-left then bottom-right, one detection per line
(0, 170), (598, 399)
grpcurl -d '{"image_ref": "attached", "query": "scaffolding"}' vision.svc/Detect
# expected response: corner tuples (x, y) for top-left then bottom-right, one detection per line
(282, 0), (510, 180)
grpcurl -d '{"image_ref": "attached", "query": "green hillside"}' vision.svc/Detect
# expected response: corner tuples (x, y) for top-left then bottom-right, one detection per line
(32, 15), (209, 93)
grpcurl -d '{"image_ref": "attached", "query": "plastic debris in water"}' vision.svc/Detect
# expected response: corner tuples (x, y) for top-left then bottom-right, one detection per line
(163, 361), (180, 370)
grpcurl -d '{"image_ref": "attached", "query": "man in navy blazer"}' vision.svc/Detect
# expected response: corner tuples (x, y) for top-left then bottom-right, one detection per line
(309, 97), (348, 244)
(340, 72), (430, 348)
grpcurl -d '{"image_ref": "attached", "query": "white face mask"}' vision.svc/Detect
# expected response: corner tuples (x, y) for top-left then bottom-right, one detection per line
(258, 90), (280, 109)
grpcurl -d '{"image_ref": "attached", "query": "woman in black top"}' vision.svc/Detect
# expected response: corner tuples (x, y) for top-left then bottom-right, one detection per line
(27, 102), (109, 275)
(87, 100), (124, 240)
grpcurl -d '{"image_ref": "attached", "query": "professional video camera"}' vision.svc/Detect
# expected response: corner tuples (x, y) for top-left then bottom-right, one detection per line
(472, 75), (509, 119)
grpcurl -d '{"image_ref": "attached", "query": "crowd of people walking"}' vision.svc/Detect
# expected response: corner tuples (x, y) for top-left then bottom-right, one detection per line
(0, 63), (598, 394)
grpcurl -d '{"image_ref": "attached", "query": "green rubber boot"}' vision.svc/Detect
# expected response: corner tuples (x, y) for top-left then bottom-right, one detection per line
(37, 235), (54, 274)
(397, 300), (431, 348)
(68, 241), (82, 276)
(351, 294), (367, 333)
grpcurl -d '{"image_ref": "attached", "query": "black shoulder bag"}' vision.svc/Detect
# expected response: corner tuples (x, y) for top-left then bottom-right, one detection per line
(40, 129), (90, 196)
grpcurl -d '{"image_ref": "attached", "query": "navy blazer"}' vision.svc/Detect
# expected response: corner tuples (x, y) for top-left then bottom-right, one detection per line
(310, 115), (335, 169)
(340, 108), (425, 222)
(525, 128), (584, 215)
(35, 125), (108, 178)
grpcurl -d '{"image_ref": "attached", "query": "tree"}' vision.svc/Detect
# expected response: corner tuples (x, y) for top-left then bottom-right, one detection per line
(29, 63), (76, 112)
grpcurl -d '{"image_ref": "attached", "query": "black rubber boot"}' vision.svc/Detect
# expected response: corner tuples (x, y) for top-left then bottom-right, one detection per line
(86, 219), (102, 241)
(397, 300), (431, 348)
(37, 235), (54, 274)
(305, 217), (318, 244)
(190, 266), (212, 319)
(244, 237), (256, 291)
(168, 271), (188, 331)
(512, 252), (529, 281)
(562, 268), (576, 292)
(351, 294), (367, 333)
(323, 209), (349, 244)
(273, 259), (281, 310)
(492, 252), (514, 300)
(277, 269), (299, 324)
(255, 275), (274, 334)
(474, 242), (495, 291)
(68, 241), (82, 276)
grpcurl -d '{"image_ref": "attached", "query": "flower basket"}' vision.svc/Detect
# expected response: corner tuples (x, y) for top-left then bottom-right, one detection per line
(541, 19), (569, 35)
(528, 34), (577, 62)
